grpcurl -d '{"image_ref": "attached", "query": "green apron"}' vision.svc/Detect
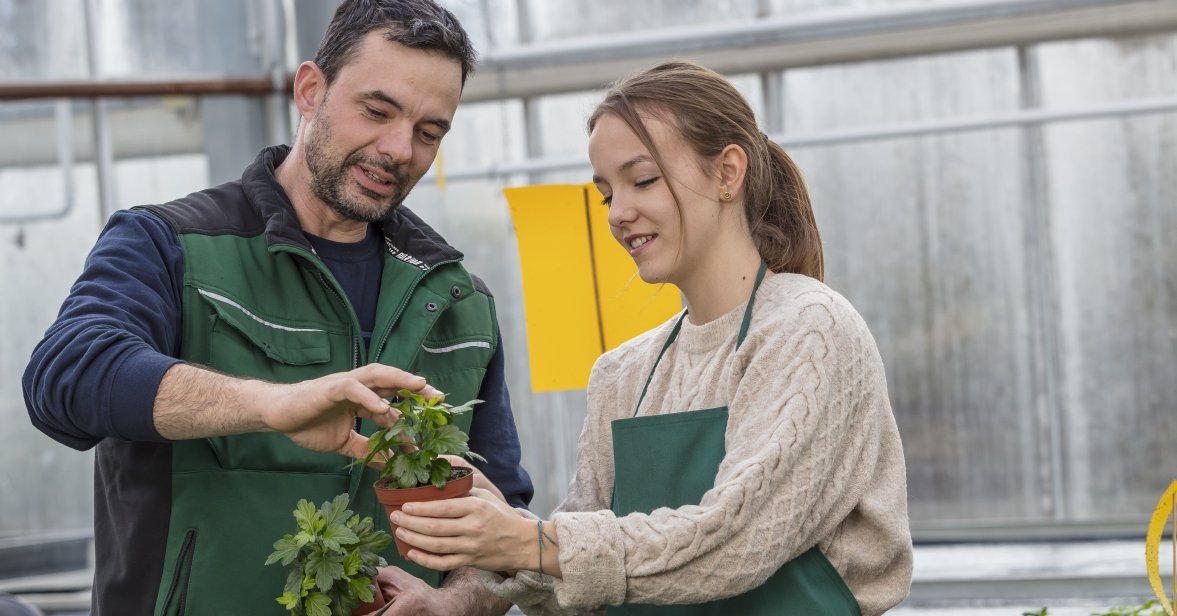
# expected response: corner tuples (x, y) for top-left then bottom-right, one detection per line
(608, 263), (861, 615)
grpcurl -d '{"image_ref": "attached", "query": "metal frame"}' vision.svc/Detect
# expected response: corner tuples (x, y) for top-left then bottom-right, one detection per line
(422, 94), (1177, 184)
(5, 0), (1177, 105)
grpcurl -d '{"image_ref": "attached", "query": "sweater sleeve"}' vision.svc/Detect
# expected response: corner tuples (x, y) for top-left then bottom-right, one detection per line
(22, 209), (184, 450)
(550, 297), (887, 608)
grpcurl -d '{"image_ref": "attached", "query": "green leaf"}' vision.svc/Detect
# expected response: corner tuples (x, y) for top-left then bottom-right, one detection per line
(389, 453), (431, 488)
(348, 576), (376, 604)
(429, 458), (453, 488)
(276, 591), (300, 610)
(321, 494), (353, 528)
(320, 522), (359, 552)
(294, 530), (314, 548)
(283, 568), (304, 599)
(425, 424), (468, 455)
(306, 550), (346, 593)
(266, 535), (301, 566)
(341, 549), (363, 577)
(305, 592), (331, 616)
(294, 499), (318, 531)
(448, 399), (482, 415)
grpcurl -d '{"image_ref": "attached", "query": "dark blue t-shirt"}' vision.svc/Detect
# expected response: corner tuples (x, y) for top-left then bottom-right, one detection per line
(306, 226), (384, 349)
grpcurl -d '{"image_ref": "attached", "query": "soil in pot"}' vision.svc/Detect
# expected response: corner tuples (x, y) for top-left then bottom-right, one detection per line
(374, 467), (474, 557)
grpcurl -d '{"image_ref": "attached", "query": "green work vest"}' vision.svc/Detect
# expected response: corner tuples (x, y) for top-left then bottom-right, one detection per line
(142, 201), (497, 615)
(609, 264), (861, 615)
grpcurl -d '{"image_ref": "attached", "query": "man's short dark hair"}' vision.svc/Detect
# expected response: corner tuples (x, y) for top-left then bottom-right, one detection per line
(314, 0), (477, 86)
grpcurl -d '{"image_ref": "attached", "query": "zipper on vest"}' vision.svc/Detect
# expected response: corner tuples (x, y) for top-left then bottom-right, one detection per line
(160, 528), (197, 615)
(316, 271), (362, 369)
(316, 270), (365, 492)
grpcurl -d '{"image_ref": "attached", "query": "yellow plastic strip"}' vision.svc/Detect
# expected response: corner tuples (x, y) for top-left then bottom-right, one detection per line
(504, 183), (682, 392)
(504, 185), (602, 392)
(1146, 479), (1177, 615)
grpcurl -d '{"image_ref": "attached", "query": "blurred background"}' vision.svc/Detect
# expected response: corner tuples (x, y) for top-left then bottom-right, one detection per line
(1, 0), (1175, 614)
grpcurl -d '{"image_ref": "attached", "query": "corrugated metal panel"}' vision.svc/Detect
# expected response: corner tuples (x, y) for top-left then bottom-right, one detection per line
(0, 0), (1174, 538)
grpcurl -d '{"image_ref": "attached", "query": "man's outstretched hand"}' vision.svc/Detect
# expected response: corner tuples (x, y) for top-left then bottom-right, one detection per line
(154, 362), (440, 458)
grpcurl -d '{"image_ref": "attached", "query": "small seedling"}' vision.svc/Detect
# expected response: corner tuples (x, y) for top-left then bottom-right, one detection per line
(265, 494), (392, 616)
(354, 389), (485, 490)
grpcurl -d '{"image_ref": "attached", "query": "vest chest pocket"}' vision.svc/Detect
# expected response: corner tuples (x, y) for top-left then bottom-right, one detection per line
(409, 337), (494, 404)
(193, 289), (348, 472)
(198, 288), (334, 383)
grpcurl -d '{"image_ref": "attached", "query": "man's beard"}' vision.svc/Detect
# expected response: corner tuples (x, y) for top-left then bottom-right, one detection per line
(304, 111), (412, 223)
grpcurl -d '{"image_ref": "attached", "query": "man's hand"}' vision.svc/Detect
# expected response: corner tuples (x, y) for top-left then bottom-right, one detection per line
(358, 566), (509, 616)
(262, 364), (440, 458)
(154, 363), (439, 460)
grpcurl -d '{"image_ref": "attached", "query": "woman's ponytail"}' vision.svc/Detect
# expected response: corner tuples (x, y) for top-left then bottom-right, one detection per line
(753, 138), (824, 281)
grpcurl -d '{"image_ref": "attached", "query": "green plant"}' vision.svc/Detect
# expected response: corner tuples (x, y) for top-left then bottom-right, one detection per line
(265, 494), (392, 616)
(1022, 600), (1166, 616)
(354, 389), (485, 489)
(1090, 600), (1166, 616)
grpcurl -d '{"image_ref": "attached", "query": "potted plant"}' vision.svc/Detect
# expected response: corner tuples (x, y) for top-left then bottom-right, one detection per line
(353, 389), (485, 557)
(265, 493), (392, 616)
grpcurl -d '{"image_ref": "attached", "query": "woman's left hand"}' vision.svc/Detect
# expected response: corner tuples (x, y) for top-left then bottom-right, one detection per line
(439, 454), (507, 504)
(392, 487), (531, 572)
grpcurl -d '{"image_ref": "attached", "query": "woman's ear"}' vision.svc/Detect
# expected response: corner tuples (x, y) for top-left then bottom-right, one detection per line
(717, 144), (749, 201)
(291, 61), (327, 121)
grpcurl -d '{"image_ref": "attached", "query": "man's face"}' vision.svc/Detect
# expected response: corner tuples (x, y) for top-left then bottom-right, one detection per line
(303, 33), (463, 222)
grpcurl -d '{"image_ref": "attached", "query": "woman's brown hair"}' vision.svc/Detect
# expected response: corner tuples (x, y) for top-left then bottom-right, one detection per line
(588, 61), (824, 281)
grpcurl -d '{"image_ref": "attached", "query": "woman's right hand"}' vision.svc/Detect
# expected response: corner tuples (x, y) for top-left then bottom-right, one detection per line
(393, 487), (539, 574)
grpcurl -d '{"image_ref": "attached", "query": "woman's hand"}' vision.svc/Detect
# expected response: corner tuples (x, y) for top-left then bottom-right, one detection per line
(439, 454), (507, 504)
(391, 487), (532, 573)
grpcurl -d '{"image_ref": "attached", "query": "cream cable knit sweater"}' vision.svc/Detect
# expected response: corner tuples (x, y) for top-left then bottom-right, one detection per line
(487, 273), (912, 615)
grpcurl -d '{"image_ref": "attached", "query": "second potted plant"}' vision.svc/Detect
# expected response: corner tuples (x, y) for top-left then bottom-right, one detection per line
(265, 494), (391, 616)
(354, 389), (485, 557)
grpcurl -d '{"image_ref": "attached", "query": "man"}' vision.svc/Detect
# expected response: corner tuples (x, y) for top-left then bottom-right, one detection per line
(22, 0), (532, 614)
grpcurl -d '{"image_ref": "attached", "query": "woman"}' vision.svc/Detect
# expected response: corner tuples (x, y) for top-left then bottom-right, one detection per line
(391, 61), (913, 615)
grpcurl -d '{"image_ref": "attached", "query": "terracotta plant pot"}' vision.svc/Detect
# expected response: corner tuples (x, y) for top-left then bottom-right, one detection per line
(350, 577), (386, 616)
(374, 468), (474, 557)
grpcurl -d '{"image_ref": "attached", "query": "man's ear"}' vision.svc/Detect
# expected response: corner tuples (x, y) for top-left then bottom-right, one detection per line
(718, 143), (749, 200)
(291, 61), (327, 121)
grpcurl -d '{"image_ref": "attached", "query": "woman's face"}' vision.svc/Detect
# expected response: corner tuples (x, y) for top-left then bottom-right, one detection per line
(588, 112), (721, 287)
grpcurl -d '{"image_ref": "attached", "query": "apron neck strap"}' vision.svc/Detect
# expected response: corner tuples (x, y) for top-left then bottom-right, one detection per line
(737, 261), (769, 349)
(632, 312), (687, 417)
(631, 262), (769, 417)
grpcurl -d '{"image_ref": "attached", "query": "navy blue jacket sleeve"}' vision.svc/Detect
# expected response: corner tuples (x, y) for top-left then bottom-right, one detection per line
(467, 332), (534, 510)
(22, 209), (184, 450)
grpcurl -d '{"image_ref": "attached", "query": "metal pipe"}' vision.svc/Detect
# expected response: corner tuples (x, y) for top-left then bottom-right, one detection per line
(482, 0), (1125, 69)
(774, 95), (1177, 146)
(0, 75), (294, 101)
(420, 94), (1177, 184)
(84, 0), (117, 227)
(463, 0), (1177, 102)
(2, 0), (1175, 104)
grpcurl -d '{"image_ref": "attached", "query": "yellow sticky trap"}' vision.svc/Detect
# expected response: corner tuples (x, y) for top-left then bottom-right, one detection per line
(1146, 479), (1177, 615)
(434, 145), (446, 191)
(505, 184), (681, 392)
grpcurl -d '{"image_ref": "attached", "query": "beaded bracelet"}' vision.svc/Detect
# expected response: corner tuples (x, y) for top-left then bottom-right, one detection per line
(537, 520), (558, 576)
